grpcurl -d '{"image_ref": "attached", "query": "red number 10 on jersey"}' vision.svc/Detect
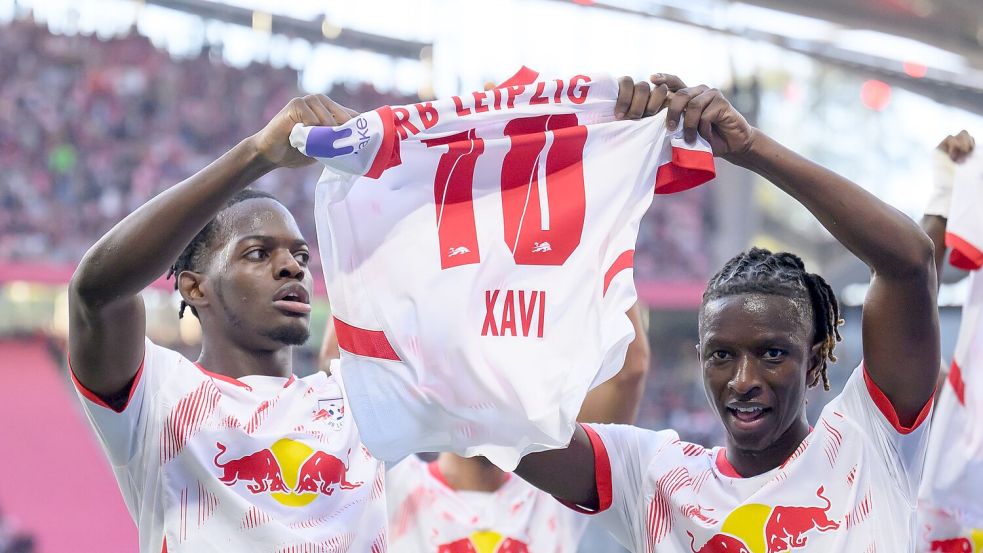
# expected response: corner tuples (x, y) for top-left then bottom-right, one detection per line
(424, 113), (588, 269)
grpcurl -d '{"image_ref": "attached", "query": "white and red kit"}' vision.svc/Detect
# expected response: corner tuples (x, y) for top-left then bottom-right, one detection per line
(919, 151), (983, 551)
(386, 455), (588, 553)
(73, 342), (387, 552)
(566, 365), (932, 552)
(292, 70), (715, 470)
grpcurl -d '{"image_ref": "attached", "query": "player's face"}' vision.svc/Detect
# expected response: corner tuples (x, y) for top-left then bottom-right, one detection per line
(699, 293), (818, 454)
(204, 198), (313, 349)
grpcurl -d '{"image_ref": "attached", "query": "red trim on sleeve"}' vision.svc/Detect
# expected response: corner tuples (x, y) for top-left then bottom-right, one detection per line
(655, 146), (715, 195)
(714, 449), (742, 478)
(69, 358), (145, 414)
(862, 364), (934, 435)
(945, 231), (983, 270)
(949, 360), (966, 406)
(334, 317), (402, 361)
(364, 106), (401, 179)
(603, 250), (634, 296)
(496, 66), (541, 88)
(557, 423), (613, 515)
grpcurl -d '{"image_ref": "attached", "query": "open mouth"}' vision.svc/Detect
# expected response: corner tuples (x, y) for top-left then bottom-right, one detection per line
(727, 405), (771, 424)
(273, 286), (311, 315)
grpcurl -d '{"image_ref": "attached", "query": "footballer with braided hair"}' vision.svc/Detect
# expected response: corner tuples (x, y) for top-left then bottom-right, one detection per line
(516, 75), (940, 552)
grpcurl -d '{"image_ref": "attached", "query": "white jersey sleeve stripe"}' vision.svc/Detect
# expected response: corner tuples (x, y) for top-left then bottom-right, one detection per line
(861, 363), (934, 434)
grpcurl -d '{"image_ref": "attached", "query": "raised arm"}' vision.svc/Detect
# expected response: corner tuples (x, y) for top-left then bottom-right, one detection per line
(577, 303), (651, 424)
(921, 131), (976, 286)
(654, 74), (939, 425)
(69, 95), (351, 404)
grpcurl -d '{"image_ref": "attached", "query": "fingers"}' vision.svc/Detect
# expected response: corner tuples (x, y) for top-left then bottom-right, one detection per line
(305, 95), (338, 127)
(615, 76), (634, 119)
(942, 130), (977, 162)
(317, 94), (359, 123)
(682, 89), (718, 144)
(651, 73), (687, 92)
(646, 83), (669, 117)
(665, 84), (709, 132)
(625, 81), (651, 120)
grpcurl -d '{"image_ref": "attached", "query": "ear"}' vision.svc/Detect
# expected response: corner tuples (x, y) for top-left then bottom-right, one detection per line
(806, 341), (824, 387)
(178, 270), (209, 312)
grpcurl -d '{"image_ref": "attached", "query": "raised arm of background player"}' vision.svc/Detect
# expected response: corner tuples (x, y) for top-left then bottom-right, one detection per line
(920, 130), (976, 390)
(921, 131), (976, 287)
(319, 302), (651, 425)
(515, 73), (940, 509)
(69, 95), (355, 403)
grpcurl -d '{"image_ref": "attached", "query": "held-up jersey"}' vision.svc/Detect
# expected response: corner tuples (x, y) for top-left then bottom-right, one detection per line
(568, 365), (932, 552)
(919, 151), (983, 550)
(73, 341), (386, 552)
(292, 72), (715, 470)
(386, 456), (588, 553)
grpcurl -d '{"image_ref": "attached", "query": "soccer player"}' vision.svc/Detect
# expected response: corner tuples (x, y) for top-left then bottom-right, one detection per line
(69, 79), (663, 551)
(321, 304), (651, 552)
(514, 74), (941, 552)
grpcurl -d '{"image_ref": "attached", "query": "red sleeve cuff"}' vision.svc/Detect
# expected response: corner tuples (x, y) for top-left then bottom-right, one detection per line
(364, 105), (402, 179)
(862, 363), (934, 435)
(557, 423), (613, 515)
(945, 231), (983, 270)
(654, 146), (715, 195)
(69, 357), (145, 414)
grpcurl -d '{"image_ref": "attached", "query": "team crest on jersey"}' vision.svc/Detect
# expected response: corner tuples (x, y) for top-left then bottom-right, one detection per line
(314, 398), (345, 430)
(438, 531), (529, 553)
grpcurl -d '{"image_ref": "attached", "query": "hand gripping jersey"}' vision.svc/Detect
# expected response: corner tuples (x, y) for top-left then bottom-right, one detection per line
(291, 72), (715, 470)
(386, 456), (588, 553)
(73, 342), (386, 552)
(919, 151), (983, 550)
(565, 365), (932, 553)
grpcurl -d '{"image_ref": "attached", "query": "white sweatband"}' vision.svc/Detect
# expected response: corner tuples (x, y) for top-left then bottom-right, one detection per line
(925, 149), (955, 218)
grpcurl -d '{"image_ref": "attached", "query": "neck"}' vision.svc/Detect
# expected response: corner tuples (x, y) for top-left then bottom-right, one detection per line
(197, 335), (293, 379)
(436, 453), (508, 493)
(724, 418), (810, 477)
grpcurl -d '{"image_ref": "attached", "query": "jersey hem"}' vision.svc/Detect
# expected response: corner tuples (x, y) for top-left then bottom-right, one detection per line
(862, 363), (934, 434)
(69, 355), (145, 414)
(654, 147), (715, 195)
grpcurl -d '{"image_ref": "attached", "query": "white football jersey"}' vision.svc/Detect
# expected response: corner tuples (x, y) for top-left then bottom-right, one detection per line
(570, 365), (931, 553)
(386, 456), (588, 553)
(293, 71), (715, 470)
(73, 340), (386, 552)
(919, 151), (983, 550)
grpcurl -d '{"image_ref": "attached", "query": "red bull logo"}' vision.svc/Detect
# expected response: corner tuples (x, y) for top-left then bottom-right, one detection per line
(437, 531), (529, 553)
(213, 438), (361, 507)
(686, 487), (839, 553)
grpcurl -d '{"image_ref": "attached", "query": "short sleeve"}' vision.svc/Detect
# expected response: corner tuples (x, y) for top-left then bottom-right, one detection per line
(561, 423), (677, 552)
(946, 152), (983, 270)
(834, 365), (933, 499)
(71, 338), (177, 467)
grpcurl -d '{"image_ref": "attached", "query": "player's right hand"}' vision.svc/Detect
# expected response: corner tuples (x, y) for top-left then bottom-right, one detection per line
(938, 130), (975, 163)
(251, 95), (359, 169)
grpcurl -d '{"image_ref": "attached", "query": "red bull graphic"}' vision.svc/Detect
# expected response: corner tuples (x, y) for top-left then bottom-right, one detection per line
(213, 438), (360, 507)
(764, 487), (839, 552)
(437, 531), (529, 553)
(214, 442), (287, 493)
(294, 451), (362, 495)
(930, 538), (973, 553)
(685, 487), (840, 553)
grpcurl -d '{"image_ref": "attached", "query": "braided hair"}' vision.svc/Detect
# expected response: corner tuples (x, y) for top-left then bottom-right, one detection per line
(701, 247), (843, 391)
(166, 189), (282, 319)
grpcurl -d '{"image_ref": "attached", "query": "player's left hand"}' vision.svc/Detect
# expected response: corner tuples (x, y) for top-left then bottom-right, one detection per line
(614, 77), (670, 120)
(650, 73), (756, 160)
(938, 130), (976, 163)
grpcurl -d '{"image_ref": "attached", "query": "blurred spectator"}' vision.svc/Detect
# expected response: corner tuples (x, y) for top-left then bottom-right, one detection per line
(0, 507), (35, 553)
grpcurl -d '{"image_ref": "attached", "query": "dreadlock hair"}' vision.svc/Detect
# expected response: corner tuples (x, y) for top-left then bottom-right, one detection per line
(701, 247), (843, 391)
(166, 189), (283, 319)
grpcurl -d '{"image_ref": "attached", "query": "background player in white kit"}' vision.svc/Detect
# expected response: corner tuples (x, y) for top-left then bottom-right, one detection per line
(515, 74), (941, 552)
(321, 304), (651, 553)
(69, 79), (664, 551)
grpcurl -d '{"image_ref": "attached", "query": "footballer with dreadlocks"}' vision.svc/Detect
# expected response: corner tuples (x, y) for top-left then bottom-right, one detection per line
(515, 74), (940, 552)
